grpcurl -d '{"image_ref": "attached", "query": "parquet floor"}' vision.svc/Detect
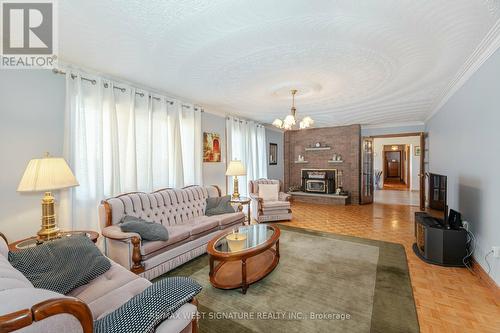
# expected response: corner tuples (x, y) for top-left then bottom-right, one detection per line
(279, 202), (500, 333)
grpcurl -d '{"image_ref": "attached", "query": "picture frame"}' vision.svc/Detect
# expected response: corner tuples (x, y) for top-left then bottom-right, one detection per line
(203, 132), (222, 162)
(269, 143), (278, 165)
(414, 146), (421, 156)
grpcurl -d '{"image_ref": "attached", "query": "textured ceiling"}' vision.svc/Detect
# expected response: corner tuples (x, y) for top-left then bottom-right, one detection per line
(59, 0), (500, 127)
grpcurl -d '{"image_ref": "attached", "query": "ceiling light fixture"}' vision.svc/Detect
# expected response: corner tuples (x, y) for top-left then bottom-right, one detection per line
(273, 89), (314, 130)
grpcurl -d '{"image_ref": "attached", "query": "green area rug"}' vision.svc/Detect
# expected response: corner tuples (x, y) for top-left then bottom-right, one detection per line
(159, 225), (419, 333)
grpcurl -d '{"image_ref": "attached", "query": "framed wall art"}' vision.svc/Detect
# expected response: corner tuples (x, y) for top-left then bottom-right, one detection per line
(269, 143), (278, 165)
(203, 132), (222, 162)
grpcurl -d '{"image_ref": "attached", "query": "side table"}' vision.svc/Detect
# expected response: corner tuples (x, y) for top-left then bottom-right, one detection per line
(230, 196), (251, 225)
(9, 230), (99, 252)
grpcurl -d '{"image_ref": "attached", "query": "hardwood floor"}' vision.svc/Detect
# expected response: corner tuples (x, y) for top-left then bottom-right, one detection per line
(278, 202), (500, 333)
(383, 178), (409, 190)
(374, 189), (420, 206)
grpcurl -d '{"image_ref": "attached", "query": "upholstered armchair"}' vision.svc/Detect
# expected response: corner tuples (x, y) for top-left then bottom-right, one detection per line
(248, 179), (292, 223)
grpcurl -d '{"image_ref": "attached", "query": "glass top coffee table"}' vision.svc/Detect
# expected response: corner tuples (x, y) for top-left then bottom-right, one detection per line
(207, 224), (281, 294)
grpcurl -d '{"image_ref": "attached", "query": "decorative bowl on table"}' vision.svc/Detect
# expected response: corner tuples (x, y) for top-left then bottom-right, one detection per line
(226, 232), (247, 252)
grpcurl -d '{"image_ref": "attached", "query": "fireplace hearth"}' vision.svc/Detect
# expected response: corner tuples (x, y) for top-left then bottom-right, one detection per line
(301, 169), (336, 194)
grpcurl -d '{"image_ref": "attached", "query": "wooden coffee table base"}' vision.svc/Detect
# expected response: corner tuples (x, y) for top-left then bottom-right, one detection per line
(209, 243), (279, 294)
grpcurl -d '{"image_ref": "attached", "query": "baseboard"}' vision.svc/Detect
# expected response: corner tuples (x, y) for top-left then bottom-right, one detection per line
(471, 258), (500, 296)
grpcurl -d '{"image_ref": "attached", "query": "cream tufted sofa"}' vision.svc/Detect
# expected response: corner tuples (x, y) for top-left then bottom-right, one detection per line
(98, 185), (245, 280)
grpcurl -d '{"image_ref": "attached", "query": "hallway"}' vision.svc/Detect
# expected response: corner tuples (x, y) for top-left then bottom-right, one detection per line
(383, 178), (409, 191)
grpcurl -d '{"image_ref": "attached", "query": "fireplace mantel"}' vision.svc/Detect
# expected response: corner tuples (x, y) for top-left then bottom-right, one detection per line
(283, 124), (361, 204)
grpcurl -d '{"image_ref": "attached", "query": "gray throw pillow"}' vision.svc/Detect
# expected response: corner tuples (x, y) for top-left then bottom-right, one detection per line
(120, 216), (169, 241)
(205, 195), (236, 216)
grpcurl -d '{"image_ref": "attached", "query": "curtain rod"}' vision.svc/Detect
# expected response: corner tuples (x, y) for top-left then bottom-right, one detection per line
(52, 68), (203, 111)
(227, 117), (264, 127)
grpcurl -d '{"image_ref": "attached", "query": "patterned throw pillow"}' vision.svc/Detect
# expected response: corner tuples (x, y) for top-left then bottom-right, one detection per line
(205, 195), (235, 216)
(120, 216), (169, 241)
(9, 236), (111, 295)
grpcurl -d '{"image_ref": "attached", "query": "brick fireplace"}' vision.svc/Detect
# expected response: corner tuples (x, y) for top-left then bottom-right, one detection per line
(284, 124), (361, 204)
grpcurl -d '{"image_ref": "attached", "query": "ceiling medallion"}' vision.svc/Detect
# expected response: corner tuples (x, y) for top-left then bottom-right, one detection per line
(272, 89), (314, 130)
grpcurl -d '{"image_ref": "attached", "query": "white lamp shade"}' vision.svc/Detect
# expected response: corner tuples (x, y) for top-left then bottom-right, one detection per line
(302, 116), (314, 126)
(17, 156), (79, 192)
(272, 119), (283, 128)
(225, 160), (247, 176)
(284, 114), (296, 126)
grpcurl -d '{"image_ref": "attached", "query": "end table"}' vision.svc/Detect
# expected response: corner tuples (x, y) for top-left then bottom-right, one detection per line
(9, 230), (99, 252)
(230, 196), (251, 225)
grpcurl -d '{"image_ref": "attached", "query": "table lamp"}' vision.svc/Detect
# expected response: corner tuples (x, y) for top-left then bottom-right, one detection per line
(225, 160), (246, 199)
(17, 153), (79, 241)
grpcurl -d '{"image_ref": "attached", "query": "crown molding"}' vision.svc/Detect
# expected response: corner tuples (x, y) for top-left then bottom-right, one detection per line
(262, 124), (285, 133)
(361, 121), (425, 130)
(427, 18), (500, 121)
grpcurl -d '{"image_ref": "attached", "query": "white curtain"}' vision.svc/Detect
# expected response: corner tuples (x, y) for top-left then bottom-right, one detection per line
(61, 70), (202, 232)
(226, 116), (267, 196)
(180, 105), (203, 186)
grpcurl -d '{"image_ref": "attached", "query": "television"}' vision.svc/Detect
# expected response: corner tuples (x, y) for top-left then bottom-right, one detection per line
(428, 173), (448, 222)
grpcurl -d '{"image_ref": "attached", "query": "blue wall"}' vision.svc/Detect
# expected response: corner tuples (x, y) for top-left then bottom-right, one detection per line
(426, 48), (500, 285)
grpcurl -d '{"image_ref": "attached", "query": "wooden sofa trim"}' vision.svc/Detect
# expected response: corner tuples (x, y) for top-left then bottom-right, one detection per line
(189, 298), (199, 333)
(0, 298), (93, 333)
(102, 200), (145, 274)
(130, 236), (145, 274)
(0, 232), (8, 245)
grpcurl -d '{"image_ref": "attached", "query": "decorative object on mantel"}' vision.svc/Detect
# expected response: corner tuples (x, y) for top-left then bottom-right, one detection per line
(17, 153), (79, 241)
(272, 89), (314, 130)
(288, 185), (302, 192)
(294, 156), (308, 163)
(328, 153), (343, 163)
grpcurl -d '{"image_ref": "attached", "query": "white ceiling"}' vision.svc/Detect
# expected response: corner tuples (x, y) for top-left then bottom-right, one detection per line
(59, 0), (500, 127)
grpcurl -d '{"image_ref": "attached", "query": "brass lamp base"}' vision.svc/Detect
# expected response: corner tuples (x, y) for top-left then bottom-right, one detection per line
(232, 177), (241, 199)
(37, 192), (61, 241)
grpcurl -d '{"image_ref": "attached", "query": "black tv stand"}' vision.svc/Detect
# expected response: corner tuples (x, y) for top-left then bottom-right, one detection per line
(413, 212), (468, 267)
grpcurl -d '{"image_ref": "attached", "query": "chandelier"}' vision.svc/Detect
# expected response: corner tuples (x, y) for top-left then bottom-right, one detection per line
(272, 89), (313, 130)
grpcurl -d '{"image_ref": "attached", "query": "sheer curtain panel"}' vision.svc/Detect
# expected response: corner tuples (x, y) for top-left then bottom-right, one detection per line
(61, 70), (202, 232)
(226, 116), (267, 196)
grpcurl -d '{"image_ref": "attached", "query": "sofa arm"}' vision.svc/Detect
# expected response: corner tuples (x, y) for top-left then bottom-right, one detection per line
(101, 225), (144, 275)
(249, 193), (263, 203)
(0, 289), (93, 333)
(101, 225), (140, 241)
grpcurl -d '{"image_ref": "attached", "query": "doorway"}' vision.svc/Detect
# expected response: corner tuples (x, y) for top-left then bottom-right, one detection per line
(360, 133), (424, 207)
(382, 145), (410, 190)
